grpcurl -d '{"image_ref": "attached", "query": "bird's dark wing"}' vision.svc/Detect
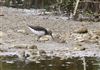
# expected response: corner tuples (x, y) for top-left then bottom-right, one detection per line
(28, 25), (48, 32)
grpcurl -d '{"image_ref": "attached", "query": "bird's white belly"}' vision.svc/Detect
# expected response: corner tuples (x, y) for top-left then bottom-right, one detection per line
(28, 27), (45, 36)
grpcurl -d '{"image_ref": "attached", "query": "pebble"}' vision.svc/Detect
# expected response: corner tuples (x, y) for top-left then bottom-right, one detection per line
(91, 35), (99, 40)
(28, 44), (37, 49)
(17, 29), (28, 35)
(13, 44), (28, 49)
(0, 31), (5, 37)
(94, 30), (100, 36)
(39, 35), (51, 41)
(0, 12), (4, 16)
(39, 50), (46, 55)
(73, 43), (86, 51)
(74, 27), (88, 34)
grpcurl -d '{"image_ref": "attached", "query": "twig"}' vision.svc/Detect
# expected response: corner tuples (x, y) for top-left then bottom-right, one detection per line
(82, 57), (86, 70)
(73, 0), (80, 16)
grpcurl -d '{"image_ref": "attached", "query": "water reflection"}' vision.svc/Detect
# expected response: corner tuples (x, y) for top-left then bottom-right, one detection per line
(0, 57), (100, 70)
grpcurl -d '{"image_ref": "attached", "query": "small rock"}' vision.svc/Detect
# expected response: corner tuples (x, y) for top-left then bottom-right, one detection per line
(0, 12), (4, 16)
(91, 35), (99, 40)
(17, 29), (28, 34)
(0, 31), (5, 37)
(80, 48), (86, 51)
(39, 35), (51, 41)
(28, 44), (37, 49)
(14, 44), (28, 49)
(73, 44), (86, 51)
(74, 27), (88, 34)
(39, 50), (46, 55)
(94, 30), (100, 36)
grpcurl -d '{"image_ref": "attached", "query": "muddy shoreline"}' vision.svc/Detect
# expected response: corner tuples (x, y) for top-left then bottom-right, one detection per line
(0, 6), (100, 61)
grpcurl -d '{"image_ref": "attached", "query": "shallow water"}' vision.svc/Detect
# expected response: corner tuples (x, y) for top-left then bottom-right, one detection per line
(0, 57), (100, 70)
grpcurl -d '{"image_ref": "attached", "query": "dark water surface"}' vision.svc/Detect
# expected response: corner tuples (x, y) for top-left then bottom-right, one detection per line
(0, 57), (100, 70)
